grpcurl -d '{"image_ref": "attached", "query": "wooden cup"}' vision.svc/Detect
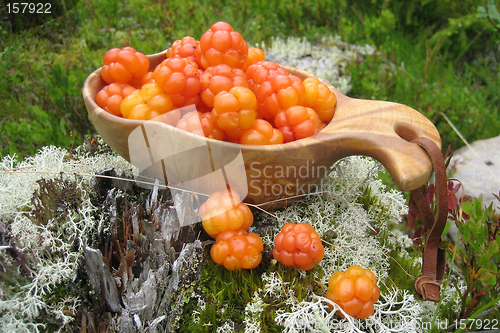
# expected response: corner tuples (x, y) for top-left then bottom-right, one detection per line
(83, 51), (441, 209)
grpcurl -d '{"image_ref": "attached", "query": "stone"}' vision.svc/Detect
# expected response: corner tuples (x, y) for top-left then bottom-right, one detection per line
(450, 135), (500, 212)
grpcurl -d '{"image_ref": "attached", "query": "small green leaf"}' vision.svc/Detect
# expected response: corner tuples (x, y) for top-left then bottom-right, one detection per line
(489, 239), (499, 257)
(478, 271), (497, 286)
(477, 6), (487, 18)
(59, 118), (67, 135)
(460, 200), (475, 217)
(8, 143), (18, 155)
(477, 252), (493, 270)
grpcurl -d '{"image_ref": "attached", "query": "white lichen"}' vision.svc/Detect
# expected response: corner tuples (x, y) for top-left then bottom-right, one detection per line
(243, 291), (267, 333)
(274, 289), (424, 333)
(262, 36), (376, 94)
(0, 145), (137, 331)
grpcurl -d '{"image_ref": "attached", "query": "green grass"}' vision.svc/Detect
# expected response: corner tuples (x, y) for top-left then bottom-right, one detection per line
(1, 0), (499, 159)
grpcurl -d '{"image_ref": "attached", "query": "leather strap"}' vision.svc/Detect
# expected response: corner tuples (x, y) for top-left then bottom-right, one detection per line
(410, 137), (448, 302)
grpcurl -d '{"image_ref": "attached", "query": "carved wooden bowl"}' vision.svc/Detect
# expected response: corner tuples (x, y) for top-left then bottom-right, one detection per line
(83, 51), (441, 209)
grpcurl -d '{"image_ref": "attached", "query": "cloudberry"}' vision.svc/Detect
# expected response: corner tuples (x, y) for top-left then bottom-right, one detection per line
(240, 119), (283, 145)
(211, 229), (263, 270)
(275, 105), (322, 143)
(176, 110), (224, 141)
(120, 82), (174, 120)
(166, 36), (200, 66)
(273, 222), (324, 271)
(326, 265), (380, 319)
(245, 61), (288, 95)
(195, 21), (248, 69)
(101, 47), (150, 84)
(153, 57), (203, 107)
(241, 47), (266, 72)
(129, 71), (155, 89)
(212, 86), (257, 140)
(199, 190), (254, 238)
(255, 73), (306, 119)
(95, 82), (136, 116)
(303, 77), (337, 122)
(200, 64), (248, 108)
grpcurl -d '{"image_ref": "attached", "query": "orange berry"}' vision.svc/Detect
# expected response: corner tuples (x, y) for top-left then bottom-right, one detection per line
(303, 77), (337, 122)
(101, 47), (150, 84)
(153, 57), (203, 107)
(240, 119), (283, 145)
(176, 111), (205, 136)
(212, 86), (257, 139)
(210, 229), (263, 270)
(199, 190), (254, 238)
(95, 82), (136, 116)
(120, 82), (174, 120)
(128, 71), (155, 89)
(195, 21), (248, 70)
(241, 47), (266, 72)
(272, 222), (324, 271)
(176, 110), (224, 140)
(246, 61), (288, 95)
(255, 73), (306, 119)
(200, 64), (248, 108)
(166, 36), (200, 66)
(346, 264), (366, 279)
(275, 106), (321, 142)
(326, 265), (380, 319)
(200, 111), (225, 140)
(354, 275), (374, 302)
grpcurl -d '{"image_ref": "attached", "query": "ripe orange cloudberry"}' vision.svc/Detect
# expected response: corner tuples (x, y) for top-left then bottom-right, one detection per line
(166, 36), (200, 66)
(95, 82), (136, 117)
(153, 57), (203, 107)
(210, 229), (263, 270)
(176, 110), (224, 141)
(245, 61), (288, 95)
(198, 190), (254, 238)
(212, 86), (257, 140)
(120, 82), (174, 120)
(326, 265), (380, 319)
(273, 222), (324, 271)
(240, 119), (283, 145)
(200, 64), (248, 108)
(303, 77), (337, 122)
(101, 47), (150, 84)
(128, 71), (155, 89)
(274, 105), (322, 143)
(255, 73), (306, 119)
(195, 21), (248, 70)
(241, 47), (266, 72)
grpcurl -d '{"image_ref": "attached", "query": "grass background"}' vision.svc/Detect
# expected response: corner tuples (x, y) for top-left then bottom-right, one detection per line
(1, 0), (499, 159)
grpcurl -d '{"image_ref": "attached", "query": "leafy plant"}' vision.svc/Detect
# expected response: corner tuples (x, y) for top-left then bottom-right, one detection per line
(446, 190), (500, 321)
(477, 0), (500, 30)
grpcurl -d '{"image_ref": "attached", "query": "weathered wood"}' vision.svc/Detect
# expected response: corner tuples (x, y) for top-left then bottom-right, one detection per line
(83, 51), (441, 209)
(82, 173), (204, 332)
(84, 246), (123, 313)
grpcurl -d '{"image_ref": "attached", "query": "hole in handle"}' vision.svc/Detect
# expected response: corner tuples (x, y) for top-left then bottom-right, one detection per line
(394, 122), (426, 143)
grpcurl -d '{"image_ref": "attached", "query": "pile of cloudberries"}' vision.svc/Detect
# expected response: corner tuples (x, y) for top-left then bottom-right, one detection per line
(95, 21), (337, 144)
(198, 190), (325, 272)
(198, 189), (379, 318)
